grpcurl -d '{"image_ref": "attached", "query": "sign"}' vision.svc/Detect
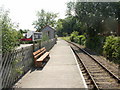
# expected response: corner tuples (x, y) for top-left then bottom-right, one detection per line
(32, 32), (42, 41)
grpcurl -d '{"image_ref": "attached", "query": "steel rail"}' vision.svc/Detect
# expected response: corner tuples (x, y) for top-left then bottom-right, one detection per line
(71, 46), (99, 90)
(67, 41), (120, 83)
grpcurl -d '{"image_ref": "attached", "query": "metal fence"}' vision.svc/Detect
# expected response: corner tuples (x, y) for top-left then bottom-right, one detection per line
(1, 38), (57, 89)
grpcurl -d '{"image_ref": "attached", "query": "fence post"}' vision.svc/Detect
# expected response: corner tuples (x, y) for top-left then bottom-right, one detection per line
(33, 41), (35, 52)
(0, 54), (2, 90)
(39, 40), (41, 49)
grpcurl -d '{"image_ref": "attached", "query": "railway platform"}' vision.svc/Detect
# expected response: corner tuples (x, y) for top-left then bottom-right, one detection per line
(13, 38), (87, 88)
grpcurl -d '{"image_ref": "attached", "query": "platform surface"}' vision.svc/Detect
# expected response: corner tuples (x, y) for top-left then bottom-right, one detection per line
(14, 38), (87, 88)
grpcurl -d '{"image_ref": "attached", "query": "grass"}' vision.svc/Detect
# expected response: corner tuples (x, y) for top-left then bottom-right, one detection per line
(60, 36), (70, 41)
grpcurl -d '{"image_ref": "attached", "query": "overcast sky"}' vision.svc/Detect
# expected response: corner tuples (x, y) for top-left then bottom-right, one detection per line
(0, 0), (72, 30)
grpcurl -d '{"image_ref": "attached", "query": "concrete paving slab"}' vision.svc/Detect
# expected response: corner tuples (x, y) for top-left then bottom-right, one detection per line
(14, 38), (87, 88)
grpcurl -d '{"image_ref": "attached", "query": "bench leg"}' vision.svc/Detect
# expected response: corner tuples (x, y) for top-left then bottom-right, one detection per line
(48, 55), (50, 59)
(44, 55), (50, 62)
(36, 61), (43, 67)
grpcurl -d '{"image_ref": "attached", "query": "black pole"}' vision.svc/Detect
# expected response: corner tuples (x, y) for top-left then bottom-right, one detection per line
(39, 40), (41, 49)
(33, 41), (35, 52)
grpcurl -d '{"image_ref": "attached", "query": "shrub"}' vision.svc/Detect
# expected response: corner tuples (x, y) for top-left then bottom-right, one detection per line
(70, 32), (86, 45)
(78, 35), (86, 45)
(70, 31), (79, 42)
(41, 33), (49, 42)
(1, 8), (21, 53)
(103, 36), (120, 63)
(85, 36), (105, 54)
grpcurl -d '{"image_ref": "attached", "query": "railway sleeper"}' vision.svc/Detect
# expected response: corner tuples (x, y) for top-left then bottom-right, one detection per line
(95, 78), (116, 82)
(87, 84), (94, 89)
(98, 83), (120, 89)
(91, 73), (109, 76)
(90, 70), (104, 73)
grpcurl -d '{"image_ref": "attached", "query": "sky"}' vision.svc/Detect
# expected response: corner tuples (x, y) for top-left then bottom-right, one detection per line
(0, 0), (72, 30)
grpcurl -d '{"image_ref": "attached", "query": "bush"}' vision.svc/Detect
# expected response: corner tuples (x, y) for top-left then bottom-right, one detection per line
(41, 33), (49, 42)
(103, 36), (120, 63)
(70, 31), (86, 45)
(1, 10), (20, 53)
(70, 31), (79, 42)
(85, 36), (105, 54)
(1, 8), (23, 53)
(78, 35), (86, 45)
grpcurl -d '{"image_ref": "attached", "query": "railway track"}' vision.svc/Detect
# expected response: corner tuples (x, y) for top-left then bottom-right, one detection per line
(67, 41), (120, 89)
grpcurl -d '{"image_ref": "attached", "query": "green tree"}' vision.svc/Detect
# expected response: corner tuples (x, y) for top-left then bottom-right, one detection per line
(66, 2), (75, 16)
(33, 9), (58, 32)
(75, 2), (119, 36)
(0, 7), (20, 53)
(56, 19), (63, 36)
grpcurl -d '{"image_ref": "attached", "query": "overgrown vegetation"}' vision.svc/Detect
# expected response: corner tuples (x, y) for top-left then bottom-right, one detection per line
(57, 2), (120, 64)
(103, 36), (120, 63)
(85, 36), (106, 54)
(0, 8), (23, 53)
(69, 31), (86, 45)
(56, 2), (120, 37)
(66, 31), (120, 64)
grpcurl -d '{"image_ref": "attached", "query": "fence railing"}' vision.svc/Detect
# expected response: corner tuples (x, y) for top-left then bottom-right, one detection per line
(1, 38), (57, 89)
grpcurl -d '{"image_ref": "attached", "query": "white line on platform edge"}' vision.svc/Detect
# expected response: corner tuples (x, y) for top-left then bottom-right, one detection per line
(69, 46), (88, 89)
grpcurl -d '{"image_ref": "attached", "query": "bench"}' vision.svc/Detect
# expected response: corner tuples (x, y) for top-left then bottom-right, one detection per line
(33, 47), (50, 67)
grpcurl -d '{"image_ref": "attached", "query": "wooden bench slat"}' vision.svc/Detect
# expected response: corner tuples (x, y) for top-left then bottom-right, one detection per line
(33, 47), (50, 67)
(34, 49), (46, 59)
(33, 47), (45, 56)
(36, 52), (49, 62)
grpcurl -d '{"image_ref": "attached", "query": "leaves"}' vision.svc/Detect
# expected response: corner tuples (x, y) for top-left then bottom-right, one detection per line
(75, 2), (119, 36)
(0, 7), (21, 53)
(33, 9), (58, 31)
(103, 36), (120, 61)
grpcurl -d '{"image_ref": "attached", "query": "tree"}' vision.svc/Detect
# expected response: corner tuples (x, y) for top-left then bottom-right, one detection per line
(56, 16), (76, 36)
(66, 2), (75, 16)
(0, 7), (20, 53)
(56, 19), (63, 36)
(75, 2), (119, 36)
(33, 9), (58, 32)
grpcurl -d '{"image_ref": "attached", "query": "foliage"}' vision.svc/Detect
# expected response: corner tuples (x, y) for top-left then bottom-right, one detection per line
(33, 9), (57, 31)
(85, 36), (105, 54)
(57, 2), (120, 37)
(77, 35), (86, 45)
(19, 29), (30, 34)
(103, 36), (120, 63)
(56, 16), (83, 37)
(60, 37), (70, 41)
(69, 31), (86, 45)
(66, 2), (75, 16)
(41, 33), (49, 42)
(75, 2), (119, 36)
(17, 30), (24, 40)
(59, 2), (120, 64)
(0, 8), (21, 53)
(70, 31), (79, 42)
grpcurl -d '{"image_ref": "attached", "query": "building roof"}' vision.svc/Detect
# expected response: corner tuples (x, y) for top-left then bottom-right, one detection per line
(41, 25), (56, 31)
